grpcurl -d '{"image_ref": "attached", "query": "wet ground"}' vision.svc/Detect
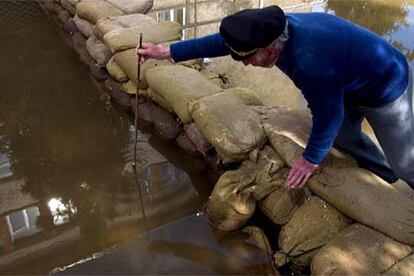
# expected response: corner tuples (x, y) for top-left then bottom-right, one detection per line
(0, 0), (413, 274)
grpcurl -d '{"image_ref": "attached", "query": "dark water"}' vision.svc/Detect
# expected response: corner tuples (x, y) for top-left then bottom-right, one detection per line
(0, 0), (413, 274)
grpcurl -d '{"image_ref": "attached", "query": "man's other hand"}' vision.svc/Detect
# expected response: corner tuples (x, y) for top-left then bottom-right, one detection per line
(287, 156), (319, 189)
(135, 43), (171, 64)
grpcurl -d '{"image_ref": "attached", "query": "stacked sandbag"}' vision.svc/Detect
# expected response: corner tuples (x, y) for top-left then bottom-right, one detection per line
(73, 14), (94, 37)
(311, 224), (412, 275)
(189, 87), (266, 163)
(76, 0), (124, 25)
(86, 36), (111, 67)
(61, 0), (78, 16)
(383, 254), (414, 275)
(106, 0), (153, 15)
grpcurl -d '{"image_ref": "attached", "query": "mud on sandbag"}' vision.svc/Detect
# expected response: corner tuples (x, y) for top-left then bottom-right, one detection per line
(175, 133), (200, 156)
(104, 78), (132, 108)
(311, 224), (412, 275)
(103, 21), (183, 53)
(106, 0), (153, 14)
(146, 65), (223, 123)
(73, 14), (94, 38)
(151, 106), (181, 140)
(75, 0), (124, 24)
(189, 87), (265, 163)
(61, 0), (77, 15)
(200, 68), (232, 89)
(106, 56), (128, 82)
(86, 36), (112, 67)
(63, 19), (78, 34)
(383, 253), (414, 276)
(184, 123), (212, 156)
(208, 146), (284, 231)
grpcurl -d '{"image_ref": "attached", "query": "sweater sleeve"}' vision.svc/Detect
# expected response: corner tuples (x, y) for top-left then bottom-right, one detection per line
(300, 75), (345, 164)
(170, 33), (231, 62)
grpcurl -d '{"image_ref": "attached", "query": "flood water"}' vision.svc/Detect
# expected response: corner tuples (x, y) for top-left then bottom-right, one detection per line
(0, 0), (413, 274)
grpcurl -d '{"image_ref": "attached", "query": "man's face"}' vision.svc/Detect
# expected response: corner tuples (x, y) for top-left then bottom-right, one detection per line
(242, 47), (279, 68)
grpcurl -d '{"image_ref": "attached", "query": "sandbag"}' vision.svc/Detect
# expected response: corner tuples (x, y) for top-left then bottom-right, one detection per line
(145, 65), (222, 123)
(88, 61), (109, 81)
(208, 147), (284, 230)
(189, 87), (265, 163)
(78, 48), (94, 65)
(151, 106), (181, 140)
(94, 14), (155, 40)
(73, 14), (94, 38)
(61, 0), (77, 15)
(200, 68), (232, 89)
(106, 0), (152, 14)
(63, 19), (78, 34)
(275, 196), (351, 268)
(71, 31), (87, 55)
(76, 0), (124, 24)
(67, 0), (80, 5)
(105, 78), (132, 108)
(57, 10), (71, 24)
(131, 101), (154, 124)
(86, 36), (112, 67)
(103, 21), (182, 52)
(147, 88), (174, 113)
(120, 80), (138, 95)
(311, 224), (412, 275)
(175, 133), (200, 156)
(184, 123), (212, 156)
(383, 254), (414, 276)
(106, 57), (128, 82)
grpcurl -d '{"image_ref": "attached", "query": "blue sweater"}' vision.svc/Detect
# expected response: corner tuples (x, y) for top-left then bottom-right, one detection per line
(170, 13), (409, 164)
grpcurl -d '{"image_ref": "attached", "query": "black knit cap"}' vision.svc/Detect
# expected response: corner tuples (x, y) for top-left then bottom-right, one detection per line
(219, 5), (286, 61)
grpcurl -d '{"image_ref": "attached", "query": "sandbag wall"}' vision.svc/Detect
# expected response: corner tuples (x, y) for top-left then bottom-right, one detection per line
(40, 1), (414, 274)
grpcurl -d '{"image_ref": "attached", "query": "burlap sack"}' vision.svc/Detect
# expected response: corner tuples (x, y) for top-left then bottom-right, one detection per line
(106, 0), (152, 14)
(145, 65), (222, 123)
(78, 48), (94, 65)
(71, 31), (87, 55)
(120, 80), (138, 95)
(106, 57), (128, 82)
(311, 224), (412, 275)
(88, 61), (109, 81)
(76, 0), (124, 24)
(258, 106), (414, 246)
(147, 88), (173, 112)
(189, 87), (265, 163)
(184, 123), (212, 156)
(103, 21), (182, 52)
(58, 10), (71, 24)
(73, 14), (94, 38)
(105, 78), (132, 108)
(175, 133), (200, 156)
(86, 36), (112, 67)
(383, 254), (414, 276)
(131, 101), (154, 124)
(208, 147), (284, 230)
(94, 14), (155, 40)
(151, 106), (181, 140)
(200, 68), (232, 89)
(275, 196), (351, 268)
(63, 19), (78, 34)
(61, 0), (76, 15)
(67, 0), (80, 5)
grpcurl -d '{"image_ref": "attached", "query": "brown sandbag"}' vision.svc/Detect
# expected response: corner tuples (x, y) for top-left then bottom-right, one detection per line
(71, 31), (87, 55)
(175, 133), (200, 156)
(383, 254), (414, 276)
(61, 0), (77, 15)
(103, 21), (182, 52)
(78, 48), (94, 66)
(63, 19), (78, 34)
(151, 106), (181, 140)
(208, 147), (284, 231)
(94, 14), (155, 40)
(258, 106), (414, 246)
(146, 65), (223, 123)
(88, 61), (109, 81)
(106, 0), (152, 14)
(147, 88), (174, 113)
(311, 224), (412, 275)
(189, 87), (265, 163)
(105, 78), (132, 108)
(57, 10), (71, 24)
(275, 196), (351, 268)
(86, 36), (112, 67)
(76, 0), (124, 24)
(131, 101), (154, 124)
(73, 14), (94, 38)
(106, 56), (128, 82)
(184, 123), (212, 156)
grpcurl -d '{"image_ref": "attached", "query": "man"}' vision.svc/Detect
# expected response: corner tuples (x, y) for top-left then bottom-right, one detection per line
(137, 6), (414, 191)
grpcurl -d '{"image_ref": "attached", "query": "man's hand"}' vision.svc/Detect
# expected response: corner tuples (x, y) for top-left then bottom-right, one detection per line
(135, 43), (171, 64)
(287, 156), (319, 189)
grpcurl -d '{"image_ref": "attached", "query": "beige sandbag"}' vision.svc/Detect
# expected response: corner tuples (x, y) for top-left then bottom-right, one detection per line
(311, 224), (412, 275)
(66, 0), (80, 5)
(103, 21), (182, 53)
(106, 57), (128, 82)
(106, 0), (152, 14)
(189, 87), (265, 162)
(145, 65), (222, 123)
(86, 36), (112, 67)
(275, 196), (351, 268)
(383, 254), (414, 276)
(61, 0), (76, 15)
(93, 14), (155, 40)
(76, 0), (124, 24)
(73, 14), (94, 38)
(120, 80), (139, 95)
(147, 88), (173, 112)
(208, 147), (284, 230)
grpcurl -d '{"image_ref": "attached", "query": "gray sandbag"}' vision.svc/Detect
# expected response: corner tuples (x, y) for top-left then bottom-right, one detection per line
(383, 254), (414, 276)
(63, 18), (78, 34)
(106, 56), (128, 82)
(258, 106), (414, 246)
(71, 31), (87, 54)
(104, 78), (132, 108)
(208, 147), (284, 231)
(151, 106), (181, 140)
(175, 133), (200, 156)
(145, 65), (222, 123)
(46, 2), (64, 14)
(79, 47), (94, 65)
(57, 10), (71, 24)
(88, 61), (109, 81)
(106, 0), (152, 14)
(61, 0), (77, 15)
(184, 123), (212, 156)
(131, 101), (154, 124)
(189, 87), (265, 163)
(103, 21), (182, 52)
(76, 0), (124, 24)
(275, 196), (351, 268)
(86, 36), (112, 67)
(311, 224), (412, 275)
(258, 183), (306, 225)
(73, 14), (94, 38)
(94, 14), (155, 40)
